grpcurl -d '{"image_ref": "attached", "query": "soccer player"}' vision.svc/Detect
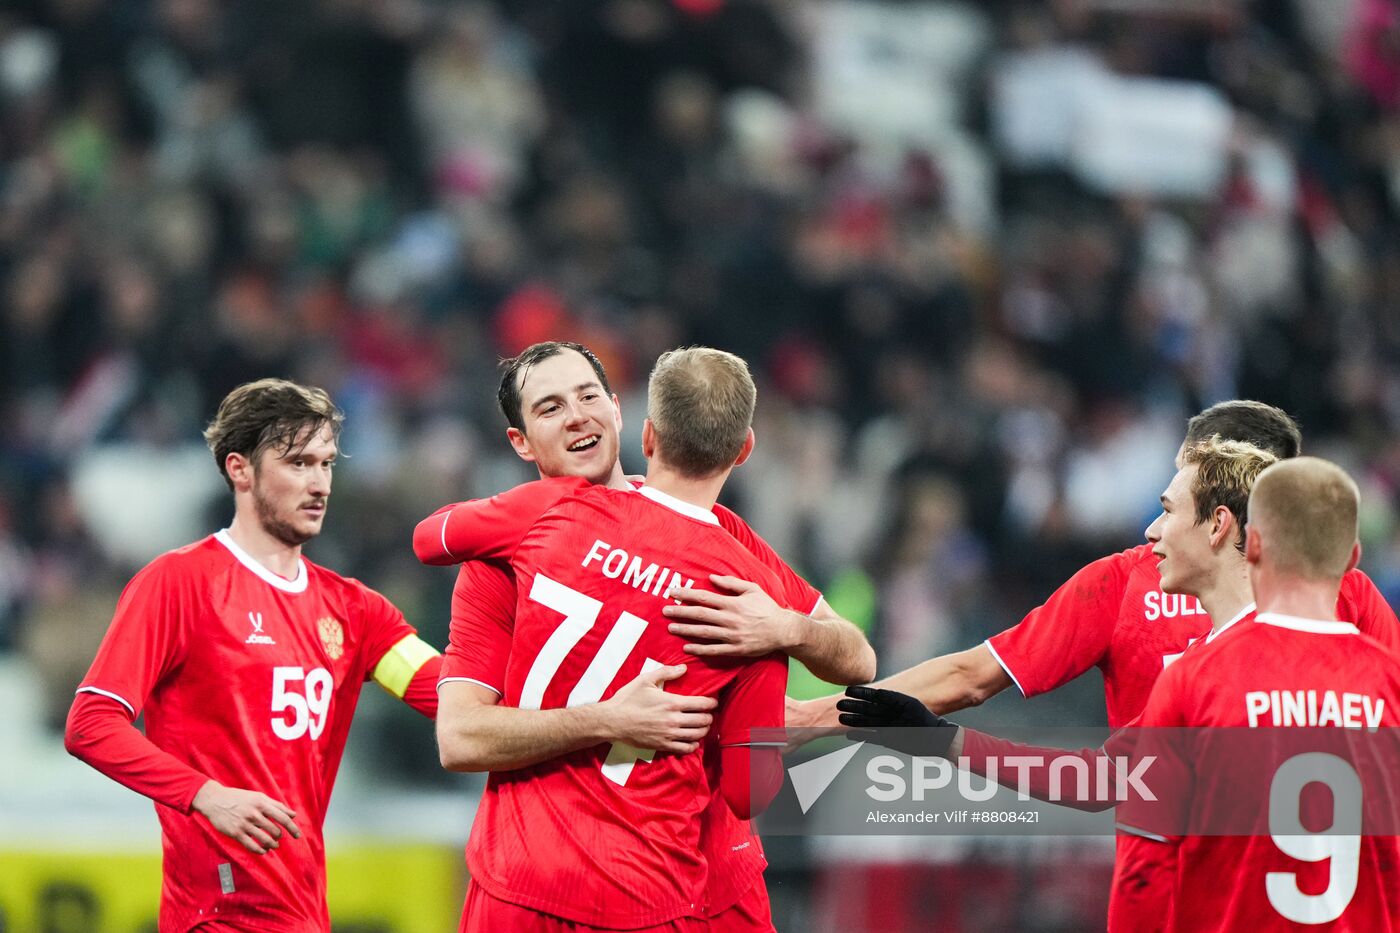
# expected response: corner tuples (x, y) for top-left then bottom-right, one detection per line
(419, 341), (873, 930)
(791, 403), (1398, 930)
(64, 379), (442, 933)
(1117, 457), (1400, 930)
(420, 347), (798, 931)
(839, 438), (1282, 930)
(789, 400), (1399, 734)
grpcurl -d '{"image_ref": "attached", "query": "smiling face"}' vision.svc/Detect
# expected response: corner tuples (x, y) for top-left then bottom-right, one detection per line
(1145, 463), (1216, 597)
(244, 424), (336, 546)
(507, 348), (624, 486)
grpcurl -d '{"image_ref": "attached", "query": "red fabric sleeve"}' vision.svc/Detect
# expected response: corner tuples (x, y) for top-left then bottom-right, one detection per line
(413, 503), (458, 565)
(412, 477), (590, 565)
(1107, 834), (1175, 933)
(713, 504), (823, 614)
(77, 554), (194, 717)
(356, 584), (442, 718)
(713, 653), (789, 747)
(718, 745), (785, 820)
(360, 584), (416, 668)
(1115, 662), (1190, 843)
(985, 549), (1133, 698)
(957, 727), (1127, 813)
(1339, 568), (1400, 654)
(401, 654), (442, 718)
(440, 560), (517, 693)
(64, 692), (209, 812)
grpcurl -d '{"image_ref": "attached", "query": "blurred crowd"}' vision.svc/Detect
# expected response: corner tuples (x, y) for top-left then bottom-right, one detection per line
(2, 0), (1400, 770)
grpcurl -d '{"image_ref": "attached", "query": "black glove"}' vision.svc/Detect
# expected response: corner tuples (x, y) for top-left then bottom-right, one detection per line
(836, 685), (958, 758)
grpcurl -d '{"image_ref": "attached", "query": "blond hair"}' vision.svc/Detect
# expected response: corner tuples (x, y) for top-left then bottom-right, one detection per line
(1181, 438), (1279, 551)
(1248, 457), (1359, 580)
(647, 347), (756, 478)
(204, 378), (343, 490)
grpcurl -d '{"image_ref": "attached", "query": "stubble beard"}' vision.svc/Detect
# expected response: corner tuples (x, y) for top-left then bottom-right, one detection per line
(253, 484), (319, 547)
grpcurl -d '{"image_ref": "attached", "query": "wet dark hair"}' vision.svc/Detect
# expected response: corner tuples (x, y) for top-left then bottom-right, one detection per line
(203, 378), (343, 490)
(1184, 401), (1302, 460)
(497, 341), (613, 431)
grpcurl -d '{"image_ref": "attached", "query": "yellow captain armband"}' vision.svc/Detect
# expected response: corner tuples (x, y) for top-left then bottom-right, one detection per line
(372, 634), (441, 698)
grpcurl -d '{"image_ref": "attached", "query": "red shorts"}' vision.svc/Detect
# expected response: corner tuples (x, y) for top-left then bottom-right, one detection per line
(461, 882), (707, 933)
(706, 878), (775, 932)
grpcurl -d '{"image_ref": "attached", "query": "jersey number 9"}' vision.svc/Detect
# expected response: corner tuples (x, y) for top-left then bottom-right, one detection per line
(1266, 752), (1361, 924)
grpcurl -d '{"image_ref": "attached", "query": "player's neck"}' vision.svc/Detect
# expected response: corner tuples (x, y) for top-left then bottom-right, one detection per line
(642, 463), (728, 513)
(226, 514), (304, 580)
(1199, 562), (1254, 633)
(601, 462), (632, 491)
(1250, 568), (1341, 622)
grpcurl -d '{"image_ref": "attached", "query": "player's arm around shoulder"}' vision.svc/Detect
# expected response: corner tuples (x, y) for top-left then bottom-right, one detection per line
(663, 575), (876, 685)
(413, 476), (589, 566)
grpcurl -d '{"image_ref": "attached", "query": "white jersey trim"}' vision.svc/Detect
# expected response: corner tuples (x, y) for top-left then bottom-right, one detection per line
(437, 676), (502, 696)
(983, 639), (1027, 697)
(1116, 822), (1170, 844)
(721, 740), (788, 748)
(1256, 612), (1359, 636)
(214, 529), (308, 593)
(635, 485), (720, 525)
(438, 511), (454, 560)
(75, 685), (136, 717)
(1205, 602), (1256, 644)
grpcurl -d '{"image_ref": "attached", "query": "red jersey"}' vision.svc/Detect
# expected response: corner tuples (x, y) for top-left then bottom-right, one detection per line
(985, 543), (1399, 727)
(1117, 613), (1400, 932)
(435, 494), (820, 919)
(435, 478), (793, 927)
(75, 532), (426, 932)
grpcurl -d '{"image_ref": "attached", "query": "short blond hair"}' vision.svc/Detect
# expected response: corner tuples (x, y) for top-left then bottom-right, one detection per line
(1248, 457), (1359, 581)
(647, 347), (756, 478)
(1180, 437), (1279, 551)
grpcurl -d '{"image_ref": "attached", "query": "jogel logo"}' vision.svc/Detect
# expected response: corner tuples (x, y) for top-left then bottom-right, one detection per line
(246, 611), (276, 646)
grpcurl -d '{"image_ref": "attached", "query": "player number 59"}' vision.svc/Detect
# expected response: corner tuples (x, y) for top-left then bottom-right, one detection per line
(271, 666), (333, 741)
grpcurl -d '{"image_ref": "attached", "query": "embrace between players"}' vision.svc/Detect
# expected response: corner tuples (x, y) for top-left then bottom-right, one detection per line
(65, 340), (1400, 933)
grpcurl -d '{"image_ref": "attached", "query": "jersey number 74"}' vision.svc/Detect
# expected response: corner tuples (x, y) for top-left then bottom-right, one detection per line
(521, 573), (664, 786)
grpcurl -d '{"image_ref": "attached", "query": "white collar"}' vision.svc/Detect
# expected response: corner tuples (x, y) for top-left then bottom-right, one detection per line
(215, 529), (308, 593)
(634, 486), (720, 525)
(1206, 602), (1256, 643)
(1256, 612), (1359, 636)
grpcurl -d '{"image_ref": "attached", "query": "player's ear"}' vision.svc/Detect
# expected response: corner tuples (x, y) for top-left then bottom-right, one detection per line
(507, 427), (536, 464)
(733, 428), (755, 467)
(1347, 540), (1361, 574)
(1244, 524), (1262, 565)
(1209, 506), (1235, 549)
(641, 419), (657, 459)
(225, 452), (254, 492)
(610, 393), (623, 430)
